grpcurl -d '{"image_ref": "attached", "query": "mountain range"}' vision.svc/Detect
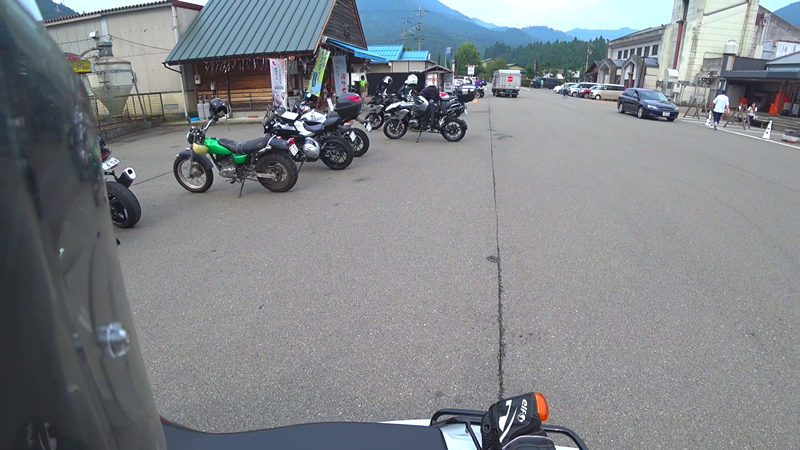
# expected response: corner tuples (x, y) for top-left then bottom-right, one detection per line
(355, 0), (635, 60)
(35, 0), (77, 20)
(774, 1), (800, 26)
(42, 0), (637, 61)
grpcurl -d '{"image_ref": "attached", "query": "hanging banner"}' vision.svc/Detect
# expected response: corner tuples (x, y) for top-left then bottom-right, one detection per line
(269, 58), (288, 108)
(307, 48), (331, 96)
(332, 55), (349, 97)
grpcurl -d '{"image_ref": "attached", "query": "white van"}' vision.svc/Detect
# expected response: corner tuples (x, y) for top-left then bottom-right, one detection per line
(590, 84), (625, 101)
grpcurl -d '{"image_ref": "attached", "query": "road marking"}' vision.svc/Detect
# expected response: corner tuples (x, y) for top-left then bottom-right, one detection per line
(677, 118), (800, 150)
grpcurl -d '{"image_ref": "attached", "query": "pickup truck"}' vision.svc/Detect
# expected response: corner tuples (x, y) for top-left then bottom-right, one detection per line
(492, 69), (521, 98)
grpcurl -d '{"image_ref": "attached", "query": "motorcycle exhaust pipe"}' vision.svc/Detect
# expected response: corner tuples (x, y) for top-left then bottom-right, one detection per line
(118, 167), (136, 188)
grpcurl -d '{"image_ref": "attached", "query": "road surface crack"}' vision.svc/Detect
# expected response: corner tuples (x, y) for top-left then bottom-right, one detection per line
(488, 102), (505, 400)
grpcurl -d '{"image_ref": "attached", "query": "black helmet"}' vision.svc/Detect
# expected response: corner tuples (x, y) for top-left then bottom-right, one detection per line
(209, 97), (228, 118)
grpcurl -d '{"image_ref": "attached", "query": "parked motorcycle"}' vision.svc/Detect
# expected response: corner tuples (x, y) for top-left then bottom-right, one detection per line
(364, 76), (417, 130)
(99, 136), (141, 228)
(263, 94), (358, 170)
(383, 91), (468, 142)
(161, 391), (587, 450)
(173, 98), (300, 197)
(294, 92), (371, 157)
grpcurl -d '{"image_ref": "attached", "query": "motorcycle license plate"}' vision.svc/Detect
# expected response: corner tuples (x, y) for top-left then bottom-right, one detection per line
(289, 144), (299, 156)
(349, 131), (357, 142)
(366, 123), (372, 132)
(101, 157), (120, 171)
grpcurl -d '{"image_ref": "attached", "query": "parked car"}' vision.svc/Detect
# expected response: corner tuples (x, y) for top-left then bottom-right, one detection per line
(617, 88), (679, 121)
(578, 85), (599, 98)
(556, 83), (576, 95)
(568, 82), (597, 97)
(590, 84), (625, 101)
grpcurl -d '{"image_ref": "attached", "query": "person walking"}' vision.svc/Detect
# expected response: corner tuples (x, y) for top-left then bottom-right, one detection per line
(711, 89), (730, 130)
(359, 75), (369, 104)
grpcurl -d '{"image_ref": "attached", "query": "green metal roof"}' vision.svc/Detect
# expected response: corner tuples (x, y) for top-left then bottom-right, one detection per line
(166, 0), (335, 64)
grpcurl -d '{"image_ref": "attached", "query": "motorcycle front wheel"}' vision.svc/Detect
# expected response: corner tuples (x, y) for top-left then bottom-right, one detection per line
(441, 118), (467, 142)
(348, 128), (370, 157)
(173, 155), (213, 193)
(255, 151), (299, 192)
(320, 136), (354, 170)
(383, 118), (408, 139)
(106, 180), (141, 228)
(366, 112), (384, 130)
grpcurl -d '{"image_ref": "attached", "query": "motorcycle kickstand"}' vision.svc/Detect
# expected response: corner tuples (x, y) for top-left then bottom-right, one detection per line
(416, 130), (422, 143)
(237, 177), (246, 198)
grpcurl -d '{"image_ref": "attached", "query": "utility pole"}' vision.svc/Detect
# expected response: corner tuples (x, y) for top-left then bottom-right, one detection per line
(535, 53), (539, 76)
(401, 17), (411, 48)
(411, 6), (425, 51)
(584, 42), (593, 81)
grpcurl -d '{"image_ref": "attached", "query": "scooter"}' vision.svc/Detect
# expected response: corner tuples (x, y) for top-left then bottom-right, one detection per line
(99, 136), (141, 228)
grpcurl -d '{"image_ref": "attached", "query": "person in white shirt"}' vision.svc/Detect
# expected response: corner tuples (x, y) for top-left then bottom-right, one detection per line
(711, 89), (730, 130)
(747, 102), (758, 121)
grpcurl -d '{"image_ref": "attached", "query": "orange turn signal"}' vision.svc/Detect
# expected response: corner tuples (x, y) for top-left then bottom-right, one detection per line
(535, 392), (549, 421)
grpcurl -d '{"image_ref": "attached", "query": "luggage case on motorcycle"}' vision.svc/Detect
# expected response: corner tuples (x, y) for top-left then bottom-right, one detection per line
(334, 93), (362, 121)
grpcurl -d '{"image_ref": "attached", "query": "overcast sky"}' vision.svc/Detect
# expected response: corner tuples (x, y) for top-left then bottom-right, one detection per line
(59, 0), (797, 31)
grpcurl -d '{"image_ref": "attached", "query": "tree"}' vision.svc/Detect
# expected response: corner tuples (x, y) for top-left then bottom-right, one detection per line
(454, 42), (481, 76)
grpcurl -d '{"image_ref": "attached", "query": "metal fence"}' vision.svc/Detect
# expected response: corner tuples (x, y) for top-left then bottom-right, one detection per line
(90, 92), (166, 132)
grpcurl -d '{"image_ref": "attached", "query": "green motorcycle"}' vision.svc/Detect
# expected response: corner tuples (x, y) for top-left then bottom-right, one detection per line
(173, 98), (300, 197)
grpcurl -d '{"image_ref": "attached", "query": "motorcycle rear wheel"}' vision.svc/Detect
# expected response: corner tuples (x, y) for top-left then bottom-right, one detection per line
(320, 136), (354, 170)
(383, 118), (408, 139)
(106, 180), (141, 228)
(255, 151), (298, 192)
(349, 128), (370, 157)
(441, 118), (467, 142)
(173, 155), (213, 193)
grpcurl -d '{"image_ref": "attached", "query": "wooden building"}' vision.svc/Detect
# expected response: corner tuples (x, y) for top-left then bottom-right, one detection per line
(165, 0), (384, 114)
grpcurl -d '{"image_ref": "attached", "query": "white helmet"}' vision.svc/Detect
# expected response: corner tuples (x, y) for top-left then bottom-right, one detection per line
(382, 76), (393, 85)
(405, 74), (418, 85)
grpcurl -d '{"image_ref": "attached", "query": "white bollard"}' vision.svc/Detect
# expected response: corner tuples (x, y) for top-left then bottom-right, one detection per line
(705, 111), (712, 127)
(762, 120), (773, 140)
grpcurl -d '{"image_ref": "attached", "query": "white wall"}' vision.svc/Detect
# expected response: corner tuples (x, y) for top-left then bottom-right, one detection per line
(45, 4), (200, 115)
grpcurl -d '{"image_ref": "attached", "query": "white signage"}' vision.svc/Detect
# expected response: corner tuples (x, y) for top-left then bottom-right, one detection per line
(332, 55), (349, 97)
(269, 58), (288, 108)
(467, 64), (476, 76)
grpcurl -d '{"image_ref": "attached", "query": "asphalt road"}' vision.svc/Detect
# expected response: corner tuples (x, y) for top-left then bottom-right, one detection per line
(112, 89), (798, 448)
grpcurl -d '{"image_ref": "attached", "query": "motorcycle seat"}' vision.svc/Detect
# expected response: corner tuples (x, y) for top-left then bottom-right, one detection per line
(323, 112), (341, 127)
(218, 136), (286, 155)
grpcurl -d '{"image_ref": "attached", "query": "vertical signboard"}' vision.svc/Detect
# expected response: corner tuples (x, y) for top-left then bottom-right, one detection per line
(332, 55), (348, 97)
(269, 58), (288, 108)
(308, 48), (331, 96)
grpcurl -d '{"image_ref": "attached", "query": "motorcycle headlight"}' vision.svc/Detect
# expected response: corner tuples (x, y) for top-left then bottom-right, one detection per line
(646, 104), (658, 110)
(186, 129), (194, 144)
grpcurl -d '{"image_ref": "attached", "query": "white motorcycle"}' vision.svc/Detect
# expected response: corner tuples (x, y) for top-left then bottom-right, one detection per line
(161, 392), (588, 449)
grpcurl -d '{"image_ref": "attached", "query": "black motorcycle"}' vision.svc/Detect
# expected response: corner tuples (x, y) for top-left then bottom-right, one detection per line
(263, 95), (358, 170)
(383, 92), (468, 142)
(294, 93), (371, 157)
(364, 81), (416, 130)
(99, 136), (141, 228)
